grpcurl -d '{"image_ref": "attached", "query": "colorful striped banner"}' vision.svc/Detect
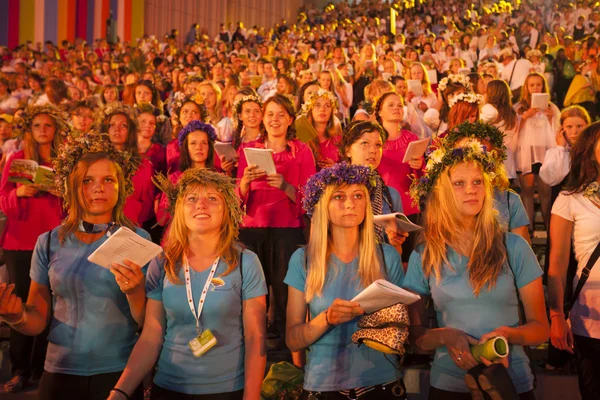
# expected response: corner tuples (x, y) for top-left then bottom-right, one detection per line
(0, 0), (144, 48)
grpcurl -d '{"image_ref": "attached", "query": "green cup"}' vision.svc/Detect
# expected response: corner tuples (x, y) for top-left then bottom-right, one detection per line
(470, 336), (509, 362)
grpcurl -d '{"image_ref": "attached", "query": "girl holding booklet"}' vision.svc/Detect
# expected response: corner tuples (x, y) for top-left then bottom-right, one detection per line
(285, 163), (406, 398)
(109, 168), (267, 400)
(514, 72), (560, 233)
(236, 94), (316, 355)
(404, 139), (548, 399)
(0, 131), (150, 399)
(339, 121), (408, 253)
(0, 104), (67, 393)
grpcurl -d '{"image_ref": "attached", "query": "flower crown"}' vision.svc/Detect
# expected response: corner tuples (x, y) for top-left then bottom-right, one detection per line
(171, 92), (209, 123)
(152, 168), (244, 230)
(438, 74), (470, 93)
(178, 121), (218, 147)
(410, 141), (502, 208)
(302, 162), (377, 217)
(94, 102), (138, 131)
(232, 94), (263, 130)
(448, 93), (484, 109)
(299, 88), (339, 117)
(53, 130), (140, 208)
(13, 104), (70, 139)
(134, 102), (167, 126)
(442, 122), (507, 161)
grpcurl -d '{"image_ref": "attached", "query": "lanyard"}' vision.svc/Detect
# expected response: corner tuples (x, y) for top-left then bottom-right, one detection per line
(183, 255), (220, 335)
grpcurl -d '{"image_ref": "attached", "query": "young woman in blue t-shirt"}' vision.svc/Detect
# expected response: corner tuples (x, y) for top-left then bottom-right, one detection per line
(404, 140), (549, 399)
(109, 168), (267, 400)
(285, 163), (406, 399)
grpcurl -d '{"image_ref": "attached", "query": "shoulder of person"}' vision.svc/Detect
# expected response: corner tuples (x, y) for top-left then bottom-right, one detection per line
(134, 227), (152, 241)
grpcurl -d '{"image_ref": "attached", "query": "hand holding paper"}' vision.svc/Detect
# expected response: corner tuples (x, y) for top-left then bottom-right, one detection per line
(402, 138), (429, 163)
(87, 227), (163, 270)
(352, 279), (421, 314)
(373, 213), (422, 233)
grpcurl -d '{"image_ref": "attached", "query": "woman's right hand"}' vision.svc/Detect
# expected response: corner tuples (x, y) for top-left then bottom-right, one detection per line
(550, 314), (574, 354)
(0, 283), (25, 324)
(16, 184), (39, 198)
(521, 107), (539, 120)
(405, 91), (416, 103)
(442, 327), (480, 370)
(555, 127), (567, 147)
(242, 164), (266, 184)
(326, 298), (364, 326)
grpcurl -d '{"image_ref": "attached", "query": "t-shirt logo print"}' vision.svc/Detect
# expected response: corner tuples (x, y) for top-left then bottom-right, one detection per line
(211, 277), (225, 290)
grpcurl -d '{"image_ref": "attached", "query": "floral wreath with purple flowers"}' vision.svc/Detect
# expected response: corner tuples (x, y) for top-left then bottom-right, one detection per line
(177, 120), (218, 147)
(410, 141), (502, 208)
(302, 162), (377, 217)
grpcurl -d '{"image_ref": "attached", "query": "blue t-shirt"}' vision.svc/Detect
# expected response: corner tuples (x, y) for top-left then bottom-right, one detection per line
(494, 189), (529, 231)
(30, 227), (151, 376)
(146, 248), (267, 395)
(403, 233), (542, 393)
(284, 244), (404, 392)
(382, 186), (404, 215)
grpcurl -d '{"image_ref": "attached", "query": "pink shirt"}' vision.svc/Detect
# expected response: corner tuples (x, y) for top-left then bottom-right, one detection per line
(236, 139), (316, 228)
(317, 136), (341, 171)
(0, 151), (63, 250)
(377, 130), (423, 216)
(143, 142), (166, 176)
(124, 158), (155, 226)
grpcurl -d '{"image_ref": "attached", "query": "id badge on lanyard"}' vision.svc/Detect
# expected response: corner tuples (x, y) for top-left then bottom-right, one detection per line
(184, 255), (219, 357)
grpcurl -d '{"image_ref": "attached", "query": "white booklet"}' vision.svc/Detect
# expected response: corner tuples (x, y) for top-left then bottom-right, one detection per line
(407, 79), (423, 96)
(214, 141), (238, 161)
(352, 279), (421, 314)
(243, 148), (277, 175)
(427, 68), (438, 84)
(87, 227), (163, 270)
(402, 137), (430, 163)
(531, 93), (549, 110)
(373, 212), (423, 233)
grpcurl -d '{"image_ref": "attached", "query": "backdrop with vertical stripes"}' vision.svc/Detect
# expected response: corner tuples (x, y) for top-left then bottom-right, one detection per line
(0, 0), (304, 49)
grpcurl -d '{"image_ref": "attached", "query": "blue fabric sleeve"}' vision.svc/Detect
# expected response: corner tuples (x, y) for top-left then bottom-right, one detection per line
(241, 249), (268, 300)
(30, 231), (52, 287)
(146, 257), (166, 301)
(505, 233), (543, 288)
(382, 244), (404, 286)
(388, 186), (404, 214)
(284, 247), (307, 293)
(507, 191), (530, 229)
(403, 248), (431, 296)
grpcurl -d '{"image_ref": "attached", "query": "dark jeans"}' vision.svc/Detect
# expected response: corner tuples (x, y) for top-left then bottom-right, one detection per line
(428, 387), (535, 400)
(150, 385), (243, 400)
(4, 249), (48, 378)
(300, 380), (407, 399)
(38, 371), (144, 400)
(239, 227), (305, 347)
(574, 334), (600, 399)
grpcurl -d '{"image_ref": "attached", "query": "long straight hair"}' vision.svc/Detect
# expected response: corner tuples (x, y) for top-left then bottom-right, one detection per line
(517, 72), (549, 111)
(59, 153), (135, 244)
(305, 184), (385, 302)
(162, 182), (241, 284)
(486, 80), (517, 130)
(419, 162), (507, 296)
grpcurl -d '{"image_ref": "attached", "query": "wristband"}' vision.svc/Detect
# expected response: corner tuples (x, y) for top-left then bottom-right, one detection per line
(111, 388), (130, 400)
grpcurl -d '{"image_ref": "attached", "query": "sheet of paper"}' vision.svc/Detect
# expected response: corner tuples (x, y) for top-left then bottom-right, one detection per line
(427, 69), (438, 84)
(352, 279), (421, 314)
(87, 227), (163, 270)
(214, 141), (238, 161)
(407, 79), (423, 96)
(531, 93), (549, 110)
(243, 148), (277, 175)
(402, 138), (430, 163)
(373, 212), (423, 233)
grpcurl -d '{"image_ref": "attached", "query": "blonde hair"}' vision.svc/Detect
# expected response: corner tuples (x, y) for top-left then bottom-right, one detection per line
(163, 182), (241, 284)
(198, 81), (223, 123)
(419, 162), (507, 296)
(410, 62), (433, 96)
(305, 184), (385, 302)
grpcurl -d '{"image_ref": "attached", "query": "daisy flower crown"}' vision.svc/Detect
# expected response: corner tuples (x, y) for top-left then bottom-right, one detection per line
(302, 162), (377, 217)
(410, 141), (502, 208)
(95, 102), (139, 131)
(232, 94), (263, 130)
(171, 92), (209, 123)
(53, 130), (140, 208)
(299, 88), (339, 117)
(438, 74), (471, 93)
(442, 122), (507, 161)
(152, 168), (244, 230)
(13, 104), (71, 139)
(448, 93), (484, 109)
(178, 121), (218, 147)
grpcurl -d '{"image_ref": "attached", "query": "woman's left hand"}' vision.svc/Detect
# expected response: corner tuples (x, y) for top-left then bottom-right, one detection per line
(480, 355), (510, 369)
(408, 156), (423, 169)
(386, 228), (408, 249)
(418, 101), (428, 112)
(317, 158), (335, 169)
(110, 259), (145, 295)
(478, 326), (512, 344)
(220, 156), (236, 175)
(266, 173), (288, 190)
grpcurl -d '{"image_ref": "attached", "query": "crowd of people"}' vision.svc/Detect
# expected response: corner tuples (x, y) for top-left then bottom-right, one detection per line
(0, 0), (597, 399)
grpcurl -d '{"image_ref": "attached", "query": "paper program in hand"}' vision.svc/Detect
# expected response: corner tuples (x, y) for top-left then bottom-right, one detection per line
(87, 227), (163, 270)
(352, 279), (421, 314)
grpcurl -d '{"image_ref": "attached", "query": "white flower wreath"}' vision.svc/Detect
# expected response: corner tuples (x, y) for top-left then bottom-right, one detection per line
(438, 74), (471, 93)
(448, 93), (484, 109)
